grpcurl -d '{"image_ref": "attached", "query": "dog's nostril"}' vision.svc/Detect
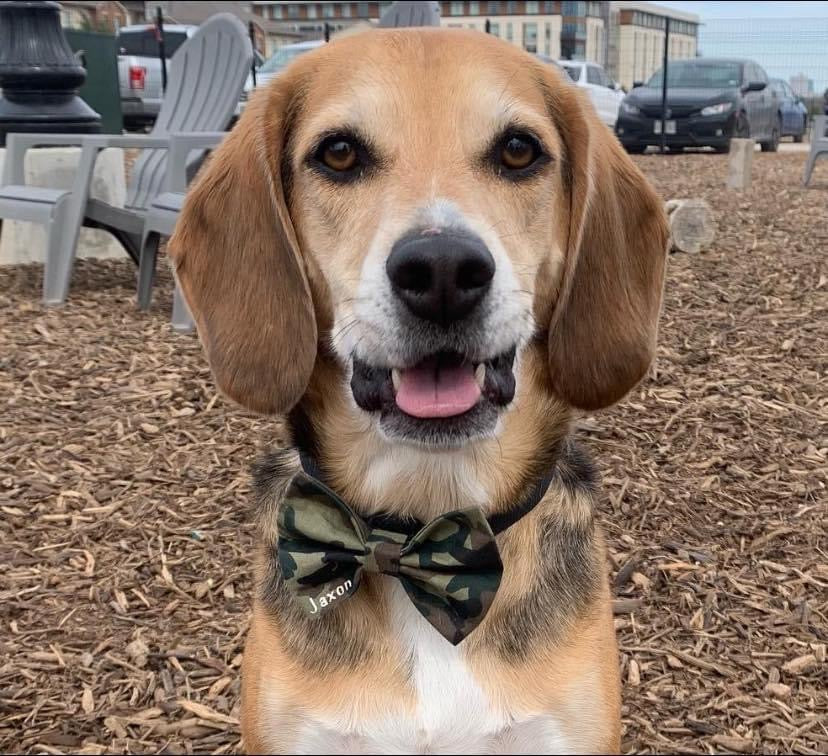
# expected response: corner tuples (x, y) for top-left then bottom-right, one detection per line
(457, 256), (495, 291)
(395, 259), (432, 294)
(386, 229), (496, 326)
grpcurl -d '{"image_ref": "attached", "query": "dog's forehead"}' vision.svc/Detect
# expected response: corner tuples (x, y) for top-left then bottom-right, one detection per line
(290, 29), (559, 149)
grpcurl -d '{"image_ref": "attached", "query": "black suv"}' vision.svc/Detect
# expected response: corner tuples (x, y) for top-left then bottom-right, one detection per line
(615, 58), (780, 153)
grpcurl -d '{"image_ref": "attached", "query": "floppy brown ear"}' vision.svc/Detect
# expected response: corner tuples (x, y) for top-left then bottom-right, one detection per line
(545, 80), (669, 411)
(168, 76), (316, 415)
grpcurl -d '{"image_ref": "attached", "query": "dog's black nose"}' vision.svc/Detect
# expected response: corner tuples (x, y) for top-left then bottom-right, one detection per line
(386, 230), (495, 326)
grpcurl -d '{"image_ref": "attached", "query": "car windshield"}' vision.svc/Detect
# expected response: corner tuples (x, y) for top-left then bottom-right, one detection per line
(646, 62), (743, 89)
(118, 29), (188, 58)
(260, 46), (314, 73)
(562, 64), (580, 82)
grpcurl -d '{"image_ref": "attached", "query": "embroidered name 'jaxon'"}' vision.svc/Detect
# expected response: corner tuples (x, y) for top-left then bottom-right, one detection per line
(308, 580), (353, 614)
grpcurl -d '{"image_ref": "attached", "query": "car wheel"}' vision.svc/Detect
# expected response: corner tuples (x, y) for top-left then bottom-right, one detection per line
(761, 117), (781, 152)
(720, 112), (750, 152)
(735, 113), (750, 138)
(793, 114), (806, 142)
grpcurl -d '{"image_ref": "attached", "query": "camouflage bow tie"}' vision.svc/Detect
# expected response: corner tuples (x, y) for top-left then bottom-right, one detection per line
(277, 468), (503, 645)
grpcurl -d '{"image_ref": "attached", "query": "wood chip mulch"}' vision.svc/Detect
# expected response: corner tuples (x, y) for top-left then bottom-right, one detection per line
(1, 152), (825, 754)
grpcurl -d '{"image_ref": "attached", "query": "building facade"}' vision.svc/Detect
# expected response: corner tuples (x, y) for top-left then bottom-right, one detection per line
(65, 1), (699, 82)
(789, 73), (814, 97)
(610, 1), (699, 89)
(59, 1), (143, 32)
(250, 2), (603, 62)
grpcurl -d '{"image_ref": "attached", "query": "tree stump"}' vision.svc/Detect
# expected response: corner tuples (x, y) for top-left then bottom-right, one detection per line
(665, 198), (716, 254)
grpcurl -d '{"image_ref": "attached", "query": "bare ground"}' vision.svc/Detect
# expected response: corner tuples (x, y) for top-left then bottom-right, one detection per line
(0, 152), (826, 754)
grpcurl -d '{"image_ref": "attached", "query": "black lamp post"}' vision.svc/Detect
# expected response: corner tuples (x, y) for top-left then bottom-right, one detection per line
(0, 0), (101, 146)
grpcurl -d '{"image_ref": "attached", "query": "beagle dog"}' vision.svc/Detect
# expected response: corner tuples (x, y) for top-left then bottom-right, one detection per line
(169, 28), (668, 755)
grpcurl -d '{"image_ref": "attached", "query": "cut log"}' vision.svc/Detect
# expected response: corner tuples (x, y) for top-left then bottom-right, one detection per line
(727, 138), (755, 189)
(665, 198), (716, 254)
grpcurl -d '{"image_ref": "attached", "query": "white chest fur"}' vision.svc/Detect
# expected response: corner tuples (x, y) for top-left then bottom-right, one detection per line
(288, 579), (575, 755)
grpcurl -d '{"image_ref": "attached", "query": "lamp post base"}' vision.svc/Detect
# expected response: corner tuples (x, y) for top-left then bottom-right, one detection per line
(0, 1), (101, 146)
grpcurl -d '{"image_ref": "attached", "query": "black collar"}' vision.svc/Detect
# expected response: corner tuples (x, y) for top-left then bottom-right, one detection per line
(298, 452), (554, 537)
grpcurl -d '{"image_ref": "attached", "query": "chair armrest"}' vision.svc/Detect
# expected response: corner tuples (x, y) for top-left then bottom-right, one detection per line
(165, 132), (228, 193)
(1, 133), (172, 185)
(2, 134), (90, 184)
(2, 130), (227, 196)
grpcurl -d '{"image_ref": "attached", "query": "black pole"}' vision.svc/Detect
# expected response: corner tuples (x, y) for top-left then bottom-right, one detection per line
(156, 7), (167, 93)
(485, 18), (491, 33)
(660, 16), (670, 154)
(248, 21), (257, 88)
(324, 22), (330, 42)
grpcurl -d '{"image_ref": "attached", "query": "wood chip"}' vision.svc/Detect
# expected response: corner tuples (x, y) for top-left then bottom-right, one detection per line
(177, 699), (239, 725)
(81, 687), (95, 715)
(711, 734), (755, 753)
(763, 682), (792, 700)
(782, 654), (817, 675)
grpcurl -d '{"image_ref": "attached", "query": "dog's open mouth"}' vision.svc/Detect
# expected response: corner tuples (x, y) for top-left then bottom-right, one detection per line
(350, 348), (516, 445)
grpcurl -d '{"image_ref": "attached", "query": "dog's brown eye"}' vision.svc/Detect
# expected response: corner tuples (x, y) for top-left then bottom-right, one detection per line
(321, 140), (357, 172)
(500, 135), (538, 170)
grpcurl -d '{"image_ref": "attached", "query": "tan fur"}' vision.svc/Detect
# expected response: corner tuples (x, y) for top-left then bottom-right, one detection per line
(242, 604), (417, 752)
(169, 27), (668, 755)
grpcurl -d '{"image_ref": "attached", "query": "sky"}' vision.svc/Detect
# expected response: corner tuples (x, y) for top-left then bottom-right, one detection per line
(657, 1), (828, 19)
(656, 1), (828, 92)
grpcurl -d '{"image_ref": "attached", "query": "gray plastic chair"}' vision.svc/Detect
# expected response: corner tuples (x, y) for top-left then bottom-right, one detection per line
(378, 1), (441, 27)
(803, 115), (828, 186)
(0, 13), (252, 306)
(140, 192), (192, 329)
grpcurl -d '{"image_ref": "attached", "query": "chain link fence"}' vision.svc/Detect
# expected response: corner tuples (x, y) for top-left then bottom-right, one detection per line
(698, 16), (828, 116)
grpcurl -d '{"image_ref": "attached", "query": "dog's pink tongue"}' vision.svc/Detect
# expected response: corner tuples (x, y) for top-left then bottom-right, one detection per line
(395, 358), (480, 418)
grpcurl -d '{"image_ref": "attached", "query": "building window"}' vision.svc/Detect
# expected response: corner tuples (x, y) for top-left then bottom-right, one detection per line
(307, 4), (318, 19)
(489, 21), (500, 35)
(324, 4), (335, 18)
(488, 1), (501, 13)
(287, 4), (299, 19)
(562, 21), (585, 38)
(506, 0), (516, 13)
(562, 1), (585, 16)
(270, 5), (283, 19)
(523, 21), (538, 52)
(450, 1), (463, 15)
(357, 2), (369, 16)
(469, 0), (479, 13)
(526, 0), (539, 12)
(342, 4), (352, 18)
(544, 1), (555, 11)
(506, 21), (513, 40)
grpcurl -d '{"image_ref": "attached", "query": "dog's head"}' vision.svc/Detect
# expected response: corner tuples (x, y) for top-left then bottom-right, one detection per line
(169, 29), (668, 449)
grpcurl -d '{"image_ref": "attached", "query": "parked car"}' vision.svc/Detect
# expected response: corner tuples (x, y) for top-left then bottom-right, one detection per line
(534, 53), (569, 79)
(769, 78), (808, 142)
(117, 24), (197, 129)
(615, 58), (781, 153)
(248, 40), (326, 93)
(558, 60), (625, 127)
